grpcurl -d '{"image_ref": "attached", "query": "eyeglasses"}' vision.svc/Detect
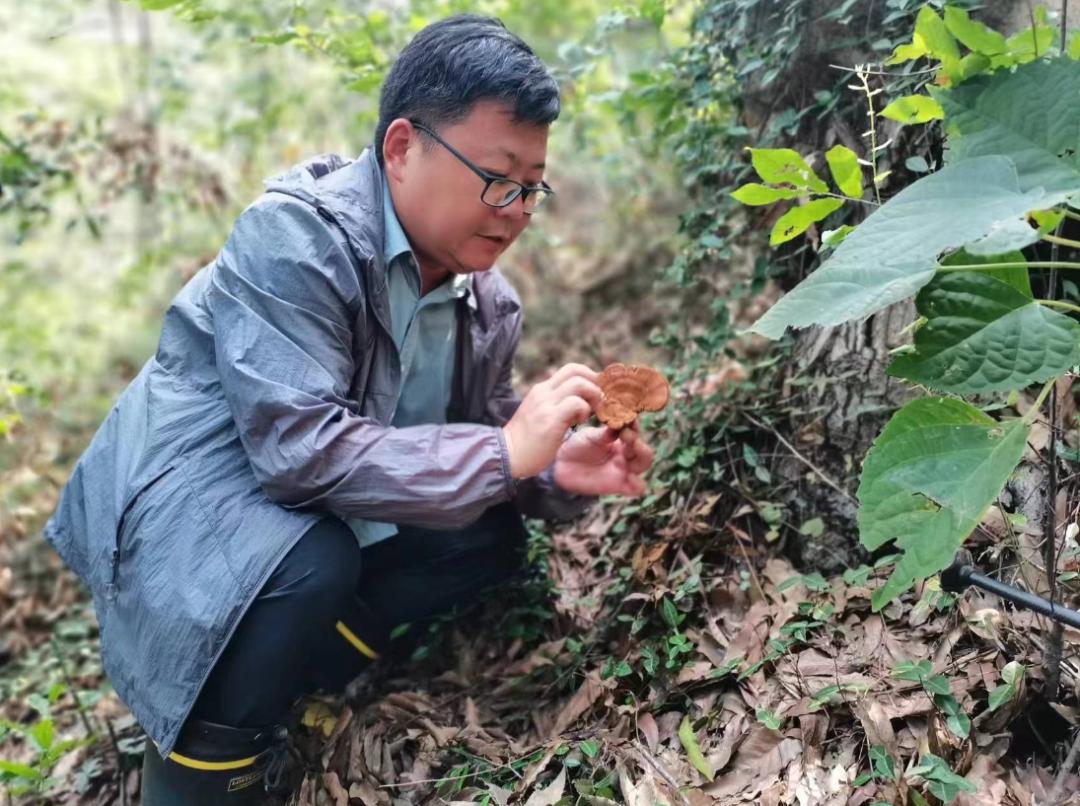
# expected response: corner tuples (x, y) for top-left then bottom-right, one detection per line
(410, 120), (554, 214)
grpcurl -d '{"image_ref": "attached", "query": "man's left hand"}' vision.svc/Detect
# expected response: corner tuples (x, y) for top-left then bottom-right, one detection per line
(552, 421), (655, 497)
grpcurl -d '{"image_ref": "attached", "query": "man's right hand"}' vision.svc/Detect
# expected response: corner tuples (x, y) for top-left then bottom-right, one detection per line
(502, 363), (602, 479)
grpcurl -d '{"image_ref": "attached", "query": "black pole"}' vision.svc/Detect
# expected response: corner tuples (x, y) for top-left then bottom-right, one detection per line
(941, 550), (1080, 631)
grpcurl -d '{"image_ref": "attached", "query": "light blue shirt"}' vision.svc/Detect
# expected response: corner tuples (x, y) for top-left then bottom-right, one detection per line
(348, 175), (472, 547)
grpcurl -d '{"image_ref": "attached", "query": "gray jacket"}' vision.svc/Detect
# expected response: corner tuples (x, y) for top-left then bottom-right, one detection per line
(43, 148), (587, 754)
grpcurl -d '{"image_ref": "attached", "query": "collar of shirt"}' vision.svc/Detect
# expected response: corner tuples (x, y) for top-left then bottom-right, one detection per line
(381, 172), (473, 303)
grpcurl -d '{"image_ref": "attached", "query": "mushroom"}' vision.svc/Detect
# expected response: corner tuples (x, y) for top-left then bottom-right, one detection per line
(596, 363), (670, 430)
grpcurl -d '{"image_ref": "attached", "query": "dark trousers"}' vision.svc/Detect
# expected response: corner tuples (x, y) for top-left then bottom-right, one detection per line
(189, 503), (528, 729)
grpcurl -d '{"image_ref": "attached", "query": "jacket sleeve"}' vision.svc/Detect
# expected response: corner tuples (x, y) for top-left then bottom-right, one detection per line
(484, 311), (595, 522)
(209, 195), (515, 529)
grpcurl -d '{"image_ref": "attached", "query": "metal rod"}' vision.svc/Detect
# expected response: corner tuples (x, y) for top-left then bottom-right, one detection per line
(941, 551), (1080, 631)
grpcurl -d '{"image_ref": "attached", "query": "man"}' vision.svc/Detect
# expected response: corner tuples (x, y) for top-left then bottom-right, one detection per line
(43, 13), (654, 804)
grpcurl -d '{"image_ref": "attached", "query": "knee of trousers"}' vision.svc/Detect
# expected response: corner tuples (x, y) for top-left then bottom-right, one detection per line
(281, 517), (361, 616)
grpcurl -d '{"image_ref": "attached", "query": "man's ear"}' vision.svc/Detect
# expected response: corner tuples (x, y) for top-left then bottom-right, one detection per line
(382, 118), (417, 183)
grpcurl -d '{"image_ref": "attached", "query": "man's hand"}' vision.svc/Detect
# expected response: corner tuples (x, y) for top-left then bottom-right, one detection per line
(502, 363), (602, 479)
(553, 421), (655, 497)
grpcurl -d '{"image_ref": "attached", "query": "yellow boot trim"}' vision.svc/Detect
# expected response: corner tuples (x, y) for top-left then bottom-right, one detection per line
(335, 620), (379, 659)
(166, 751), (258, 771)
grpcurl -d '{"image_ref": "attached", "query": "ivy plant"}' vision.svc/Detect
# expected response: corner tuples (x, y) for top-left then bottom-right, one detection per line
(731, 5), (1080, 609)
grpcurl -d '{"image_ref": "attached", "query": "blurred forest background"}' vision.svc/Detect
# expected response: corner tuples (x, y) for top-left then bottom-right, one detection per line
(3, 1), (1080, 804)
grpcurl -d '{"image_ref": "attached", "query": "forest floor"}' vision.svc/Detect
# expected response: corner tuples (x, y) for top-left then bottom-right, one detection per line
(2, 429), (1080, 805)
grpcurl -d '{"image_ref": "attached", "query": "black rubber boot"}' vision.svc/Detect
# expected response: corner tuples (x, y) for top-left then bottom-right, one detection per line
(140, 719), (289, 805)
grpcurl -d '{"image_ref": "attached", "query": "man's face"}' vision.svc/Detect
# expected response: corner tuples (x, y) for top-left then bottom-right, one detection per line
(383, 100), (549, 278)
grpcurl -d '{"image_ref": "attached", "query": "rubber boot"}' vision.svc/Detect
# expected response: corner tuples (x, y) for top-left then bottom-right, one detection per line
(140, 718), (289, 805)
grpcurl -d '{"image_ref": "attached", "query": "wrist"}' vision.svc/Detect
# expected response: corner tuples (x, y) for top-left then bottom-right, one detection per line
(501, 426), (527, 479)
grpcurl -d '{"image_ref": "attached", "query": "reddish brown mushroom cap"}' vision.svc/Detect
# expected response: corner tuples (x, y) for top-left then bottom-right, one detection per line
(596, 363), (670, 430)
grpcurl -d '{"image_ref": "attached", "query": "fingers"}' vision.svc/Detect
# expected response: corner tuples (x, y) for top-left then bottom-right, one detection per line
(613, 433), (654, 474)
(552, 376), (603, 411)
(556, 395), (592, 427)
(628, 441), (654, 474)
(623, 473), (647, 497)
(545, 362), (599, 388)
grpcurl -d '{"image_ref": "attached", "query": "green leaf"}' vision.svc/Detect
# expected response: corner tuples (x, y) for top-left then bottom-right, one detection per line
(887, 40), (928, 65)
(1004, 15), (1055, 65)
(800, 517), (825, 537)
(914, 6), (962, 78)
(0, 759), (43, 780)
(870, 745), (896, 781)
(923, 674), (952, 697)
(936, 59), (1080, 196)
(748, 148), (829, 193)
(678, 716), (714, 781)
(987, 682), (1013, 711)
(825, 145), (863, 198)
(746, 156), (1065, 340)
(1069, 31), (1080, 60)
(943, 7), (1007, 55)
(731, 183), (799, 206)
(579, 739), (599, 758)
(942, 249), (1031, 295)
(822, 225), (855, 248)
(1030, 209), (1066, 234)
(29, 718), (54, 752)
(881, 95), (945, 125)
(769, 198), (844, 245)
(908, 753), (977, 802)
(858, 397), (1029, 609)
(755, 708), (783, 730)
(660, 597), (683, 628)
(988, 660), (1025, 710)
(887, 271), (1080, 394)
(137, 0), (187, 9)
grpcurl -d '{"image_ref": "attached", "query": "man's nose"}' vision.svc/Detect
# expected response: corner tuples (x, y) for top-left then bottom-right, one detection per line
(494, 194), (529, 220)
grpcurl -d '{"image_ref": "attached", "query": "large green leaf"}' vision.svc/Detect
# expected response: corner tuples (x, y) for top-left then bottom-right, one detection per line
(936, 59), (1080, 196)
(858, 398), (1028, 610)
(888, 270), (1080, 393)
(746, 156), (1061, 339)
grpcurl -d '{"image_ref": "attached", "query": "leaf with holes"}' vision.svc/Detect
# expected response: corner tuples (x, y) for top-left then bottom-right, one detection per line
(748, 148), (828, 193)
(769, 198), (844, 245)
(882, 95), (945, 125)
(858, 397), (1029, 610)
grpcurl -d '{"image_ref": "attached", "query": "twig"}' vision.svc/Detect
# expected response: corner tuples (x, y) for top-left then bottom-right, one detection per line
(48, 637), (96, 740)
(631, 740), (691, 806)
(743, 412), (856, 503)
(827, 63), (940, 76)
(1046, 728), (1080, 805)
(104, 717), (128, 806)
(730, 525), (768, 603)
